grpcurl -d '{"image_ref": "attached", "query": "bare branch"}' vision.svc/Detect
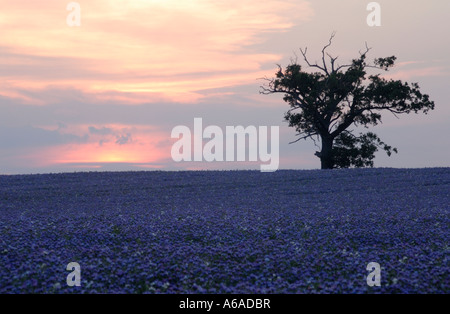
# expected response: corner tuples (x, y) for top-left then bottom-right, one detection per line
(335, 42), (380, 72)
(327, 52), (338, 73)
(329, 111), (343, 131)
(289, 131), (319, 144)
(359, 42), (372, 56)
(299, 47), (327, 72)
(335, 63), (353, 72)
(321, 32), (336, 74)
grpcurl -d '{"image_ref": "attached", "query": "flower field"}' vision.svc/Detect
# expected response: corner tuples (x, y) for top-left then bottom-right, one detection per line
(0, 168), (448, 293)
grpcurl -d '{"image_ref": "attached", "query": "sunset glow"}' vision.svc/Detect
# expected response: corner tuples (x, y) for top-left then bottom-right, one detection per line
(0, 0), (312, 105)
(0, 1), (449, 173)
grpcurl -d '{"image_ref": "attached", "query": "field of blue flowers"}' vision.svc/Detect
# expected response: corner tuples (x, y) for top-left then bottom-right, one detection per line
(0, 168), (448, 293)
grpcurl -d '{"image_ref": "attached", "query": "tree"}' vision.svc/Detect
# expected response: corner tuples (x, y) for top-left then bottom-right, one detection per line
(261, 34), (435, 169)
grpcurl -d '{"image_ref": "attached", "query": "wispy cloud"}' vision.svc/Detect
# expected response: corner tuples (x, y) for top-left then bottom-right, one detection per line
(383, 60), (449, 81)
(0, 0), (313, 104)
(385, 66), (448, 81)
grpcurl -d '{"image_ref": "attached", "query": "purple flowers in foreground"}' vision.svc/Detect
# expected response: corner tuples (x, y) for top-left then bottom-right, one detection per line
(0, 168), (448, 293)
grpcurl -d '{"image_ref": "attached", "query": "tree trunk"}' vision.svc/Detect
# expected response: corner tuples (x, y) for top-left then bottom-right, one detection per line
(320, 136), (334, 169)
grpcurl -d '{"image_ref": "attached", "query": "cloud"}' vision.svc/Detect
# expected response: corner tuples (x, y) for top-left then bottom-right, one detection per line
(0, 0), (313, 105)
(384, 66), (449, 81)
(115, 133), (132, 145)
(89, 125), (135, 146)
(0, 125), (88, 149)
(89, 126), (113, 135)
(0, 122), (173, 171)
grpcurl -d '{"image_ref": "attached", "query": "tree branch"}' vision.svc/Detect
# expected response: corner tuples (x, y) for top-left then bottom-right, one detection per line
(299, 47), (327, 73)
(321, 32), (336, 74)
(289, 131), (319, 144)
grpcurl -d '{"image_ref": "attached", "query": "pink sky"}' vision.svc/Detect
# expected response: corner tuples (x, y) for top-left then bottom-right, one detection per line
(0, 0), (449, 173)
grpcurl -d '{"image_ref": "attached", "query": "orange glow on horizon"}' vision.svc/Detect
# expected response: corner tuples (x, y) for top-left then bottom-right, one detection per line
(49, 142), (169, 165)
(20, 127), (173, 168)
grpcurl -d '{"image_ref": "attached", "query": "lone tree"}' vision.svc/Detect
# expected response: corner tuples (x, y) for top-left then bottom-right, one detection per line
(261, 34), (435, 169)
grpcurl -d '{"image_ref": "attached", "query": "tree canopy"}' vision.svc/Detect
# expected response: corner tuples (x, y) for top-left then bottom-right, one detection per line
(261, 34), (435, 169)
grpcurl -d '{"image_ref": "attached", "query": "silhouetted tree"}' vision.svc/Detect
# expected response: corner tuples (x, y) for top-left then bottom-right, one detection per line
(261, 34), (435, 169)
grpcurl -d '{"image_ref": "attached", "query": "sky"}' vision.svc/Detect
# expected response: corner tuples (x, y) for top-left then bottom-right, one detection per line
(0, 0), (449, 174)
